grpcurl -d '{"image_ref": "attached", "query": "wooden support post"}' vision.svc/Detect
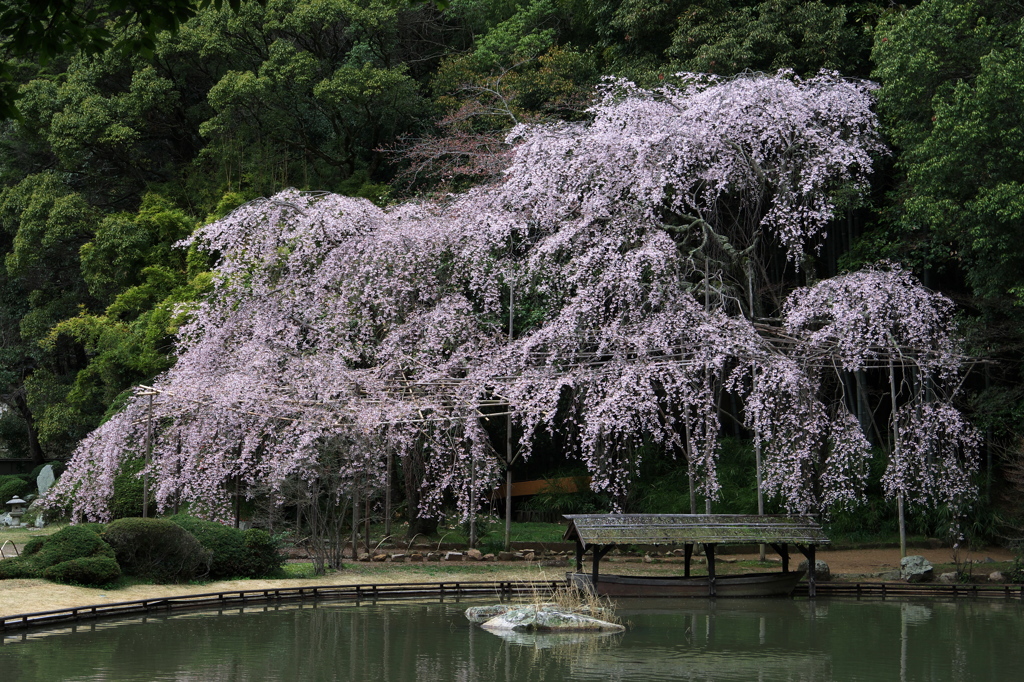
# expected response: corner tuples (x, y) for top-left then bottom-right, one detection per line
(575, 540), (584, 573)
(797, 544), (817, 598)
(705, 543), (717, 597)
(808, 544), (817, 598)
(684, 543), (693, 578)
(770, 543), (790, 573)
(591, 545), (613, 586)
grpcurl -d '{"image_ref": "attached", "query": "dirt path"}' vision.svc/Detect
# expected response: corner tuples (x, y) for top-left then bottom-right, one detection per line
(730, 545), (1015, 575)
(1, 546), (1016, 619)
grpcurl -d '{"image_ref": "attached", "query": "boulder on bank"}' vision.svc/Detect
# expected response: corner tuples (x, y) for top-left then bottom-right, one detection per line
(901, 555), (934, 583)
(479, 605), (624, 633)
(798, 559), (832, 581)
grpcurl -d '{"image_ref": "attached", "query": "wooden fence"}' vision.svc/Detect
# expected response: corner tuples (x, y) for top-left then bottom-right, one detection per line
(0, 580), (564, 633)
(794, 581), (1024, 599)
(4, 578), (1022, 635)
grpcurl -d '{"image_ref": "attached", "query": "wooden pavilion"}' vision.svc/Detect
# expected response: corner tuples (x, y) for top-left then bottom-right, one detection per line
(563, 513), (831, 597)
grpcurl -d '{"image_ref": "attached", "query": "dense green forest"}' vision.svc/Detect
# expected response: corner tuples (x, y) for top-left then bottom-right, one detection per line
(1, 0), (1022, 536)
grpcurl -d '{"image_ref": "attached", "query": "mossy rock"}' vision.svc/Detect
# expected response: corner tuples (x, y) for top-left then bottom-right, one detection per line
(43, 556), (122, 587)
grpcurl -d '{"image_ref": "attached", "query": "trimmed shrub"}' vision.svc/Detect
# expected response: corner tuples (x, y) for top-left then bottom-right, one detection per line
(76, 522), (107, 536)
(169, 515), (247, 579)
(243, 529), (285, 577)
(36, 525), (115, 567)
(0, 556), (38, 579)
(43, 556), (122, 586)
(0, 475), (31, 503)
(21, 535), (49, 556)
(168, 515), (284, 578)
(0, 525), (115, 580)
(104, 518), (210, 583)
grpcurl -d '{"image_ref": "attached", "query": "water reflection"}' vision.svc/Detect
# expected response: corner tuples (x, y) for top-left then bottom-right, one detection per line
(1, 598), (1022, 681)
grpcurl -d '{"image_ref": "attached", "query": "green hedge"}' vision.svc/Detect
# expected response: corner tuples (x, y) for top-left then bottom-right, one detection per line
(104, 517), (210, 583)
(0, 525), (115, 580)
(168, 515), (283, 578)
(243, 528), (285, 577)
(43, 556), (122, 587)
(0, 555), (38, 579)
(168, 515), (247, 578)
(0, 475), (31, 504)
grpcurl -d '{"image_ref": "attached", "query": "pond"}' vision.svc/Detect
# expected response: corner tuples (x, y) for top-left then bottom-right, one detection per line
(2, 597), (1022, 681)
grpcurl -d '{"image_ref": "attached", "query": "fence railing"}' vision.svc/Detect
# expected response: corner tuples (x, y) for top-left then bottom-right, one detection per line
(794, 581), (1024, 599)
(5, 577), (1021, 634)
(0, 579), (565, 633)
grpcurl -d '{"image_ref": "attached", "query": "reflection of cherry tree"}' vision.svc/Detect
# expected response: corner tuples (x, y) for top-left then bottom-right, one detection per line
(49, 72), (977, 544)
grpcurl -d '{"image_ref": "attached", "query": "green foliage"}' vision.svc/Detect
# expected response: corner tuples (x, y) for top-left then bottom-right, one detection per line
(104, 517), (211, 583)
(77, 522), (107, 534)
(1009, 540), (1024, 583)
(629, 438), (766, 515)
(42, 556), (122, 586)
(523, 472), (610, 515)
(110, 457), (157, 519)
(169, 514), (248, 578)
(0, 555), (37, 579)
(36, 525), (116, 565)
(243, 528), (286, 577)
(168, 515), (282, 578)
(21, 535), (48, 555)
(0, 474), (31, 502)
(869, 0), (1024, 298)
(0, 524), (115, 580)
(669, 0), (871, 78)
(824, 499), (899, 542)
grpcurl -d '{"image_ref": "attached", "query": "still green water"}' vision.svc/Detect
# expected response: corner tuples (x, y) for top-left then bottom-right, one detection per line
(2, 598), (1022, 681)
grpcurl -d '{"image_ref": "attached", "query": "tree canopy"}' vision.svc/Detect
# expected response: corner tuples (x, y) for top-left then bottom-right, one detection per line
(0, 0), (1016, 542)
(50, 72), (978, 531)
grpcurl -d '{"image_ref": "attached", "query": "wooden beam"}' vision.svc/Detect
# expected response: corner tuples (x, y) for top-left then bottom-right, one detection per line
(591, 544), (614, 584)
(770, 543), (790, 573)
(684, 543), (693, 578)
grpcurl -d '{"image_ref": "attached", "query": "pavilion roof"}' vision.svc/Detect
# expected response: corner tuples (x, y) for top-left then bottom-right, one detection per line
(563, 514), (830, 546)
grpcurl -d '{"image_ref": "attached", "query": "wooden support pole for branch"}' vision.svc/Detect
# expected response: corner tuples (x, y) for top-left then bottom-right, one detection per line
(890, 357), (907, 559)
(143, 392), (153, 518)
(469, 447), (477, 549)
(385, 450), (392, 538)
(351, 484), (359, 560)
(504, 284), (514, 552)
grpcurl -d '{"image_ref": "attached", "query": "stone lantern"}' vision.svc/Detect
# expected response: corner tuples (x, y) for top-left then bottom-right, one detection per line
(5, 496), (27, 525)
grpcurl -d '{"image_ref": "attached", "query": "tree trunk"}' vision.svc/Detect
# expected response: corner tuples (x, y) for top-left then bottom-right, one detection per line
(12, 391), (45, 465)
